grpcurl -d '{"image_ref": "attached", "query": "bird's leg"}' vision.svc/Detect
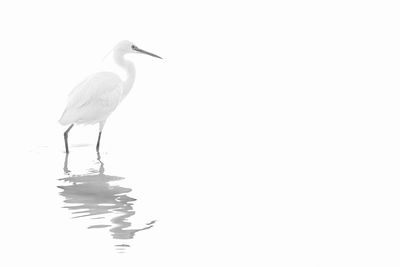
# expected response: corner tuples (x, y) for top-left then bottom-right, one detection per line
(96, 131), (102, 152)
(97, 121), (106, 152)
(96, 151), (105, 174)
(64, 124), (74, 153)
(63, 153), (70, 174)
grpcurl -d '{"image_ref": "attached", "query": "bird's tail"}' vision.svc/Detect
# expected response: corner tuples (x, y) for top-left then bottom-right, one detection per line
(58, 109), (70, 125)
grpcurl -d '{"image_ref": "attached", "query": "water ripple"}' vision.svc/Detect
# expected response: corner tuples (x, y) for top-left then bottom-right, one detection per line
(58, 153), (155, 252)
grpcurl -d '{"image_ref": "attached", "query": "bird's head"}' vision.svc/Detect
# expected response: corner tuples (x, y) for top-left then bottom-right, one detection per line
(114, 40), (162, 59)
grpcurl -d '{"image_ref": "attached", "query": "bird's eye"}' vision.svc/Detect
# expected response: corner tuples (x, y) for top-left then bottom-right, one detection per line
(131, 45), (137, 50)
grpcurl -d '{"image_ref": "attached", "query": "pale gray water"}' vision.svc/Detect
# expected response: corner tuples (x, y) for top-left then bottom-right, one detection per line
(58, 153), (155, 253)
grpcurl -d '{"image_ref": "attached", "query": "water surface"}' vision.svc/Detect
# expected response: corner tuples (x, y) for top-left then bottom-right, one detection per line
(58, 152), (155, 253)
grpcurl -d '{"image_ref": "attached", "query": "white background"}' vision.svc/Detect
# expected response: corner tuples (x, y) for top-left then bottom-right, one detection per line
(0, 0), (400, 266)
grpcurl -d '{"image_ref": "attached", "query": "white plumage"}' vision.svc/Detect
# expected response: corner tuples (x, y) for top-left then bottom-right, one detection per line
(59, 40), (161, 153)
(59, 72), (123, 126)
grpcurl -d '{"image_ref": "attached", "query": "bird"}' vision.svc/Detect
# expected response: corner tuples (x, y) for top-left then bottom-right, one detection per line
(59, 40), (161, 153)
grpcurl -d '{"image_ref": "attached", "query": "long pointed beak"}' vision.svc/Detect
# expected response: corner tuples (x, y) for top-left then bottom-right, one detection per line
(135, 47), (162, 59)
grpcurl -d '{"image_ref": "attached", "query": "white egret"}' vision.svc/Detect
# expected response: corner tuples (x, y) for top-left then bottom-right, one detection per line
(59, 40), (161, 153)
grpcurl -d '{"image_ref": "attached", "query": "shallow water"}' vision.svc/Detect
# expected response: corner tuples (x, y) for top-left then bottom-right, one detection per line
(58, 152), (155, 253)
(2, 128), (399, 267)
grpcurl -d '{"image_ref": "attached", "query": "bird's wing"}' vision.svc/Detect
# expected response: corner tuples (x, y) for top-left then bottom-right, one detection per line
(65, 72), (122, 109)
(59, 72), (123, 125)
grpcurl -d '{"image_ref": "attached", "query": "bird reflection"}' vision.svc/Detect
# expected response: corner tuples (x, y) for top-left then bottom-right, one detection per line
(58, 152), (155, 252)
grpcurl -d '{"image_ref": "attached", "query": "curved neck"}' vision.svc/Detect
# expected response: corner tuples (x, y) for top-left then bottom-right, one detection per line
(113, 51), (136, 99)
